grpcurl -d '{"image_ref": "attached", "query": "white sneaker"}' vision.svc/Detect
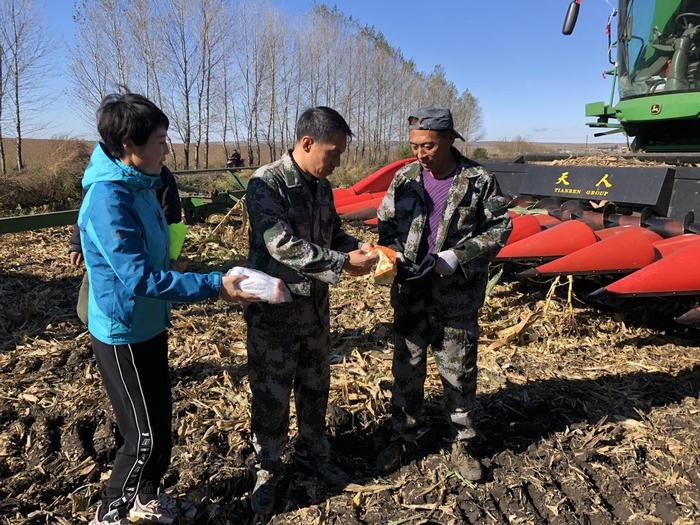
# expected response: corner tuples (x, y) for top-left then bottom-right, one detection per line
(128, 494), (177, 524)
(89, 504), (129, 525)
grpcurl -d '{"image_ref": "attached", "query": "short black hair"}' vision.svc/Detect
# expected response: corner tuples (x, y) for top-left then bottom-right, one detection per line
(295, 106), (353, 143)
(97, 93), (169, 158)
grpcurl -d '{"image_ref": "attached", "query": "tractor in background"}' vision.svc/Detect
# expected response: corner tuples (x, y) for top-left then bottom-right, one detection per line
(333, 1), (700, 324)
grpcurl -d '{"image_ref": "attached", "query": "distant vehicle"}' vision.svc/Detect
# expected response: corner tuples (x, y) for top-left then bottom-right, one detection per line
(226, 149), (243, 168)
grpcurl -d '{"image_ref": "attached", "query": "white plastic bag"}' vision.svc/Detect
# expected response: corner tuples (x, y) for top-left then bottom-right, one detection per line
(226, 267), (292, 304)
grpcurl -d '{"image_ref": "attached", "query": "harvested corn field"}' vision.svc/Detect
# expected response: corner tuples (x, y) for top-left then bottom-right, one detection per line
(1, 223), (699, 524)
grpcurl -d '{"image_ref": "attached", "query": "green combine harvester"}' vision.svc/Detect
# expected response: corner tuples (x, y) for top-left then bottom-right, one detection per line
(565, 0), (700, 152)
(471, 0), (700, 318)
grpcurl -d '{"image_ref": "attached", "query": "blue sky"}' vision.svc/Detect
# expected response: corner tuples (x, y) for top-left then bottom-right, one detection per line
(39, 0), (622, 143)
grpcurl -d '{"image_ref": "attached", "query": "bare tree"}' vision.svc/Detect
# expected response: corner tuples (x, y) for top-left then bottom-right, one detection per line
(453, 89), (485, 150)
(191, 0), (227, 168)
(162, 0), (201, 169)
(0, 34), (8, 174)
(69, 0), (132, 126)
(126, 0), (178, 165)
(127, 0), (165, 103)
(233, 3), (269, 166)
(0, 0), (52, 171)
(65, 0), (480, 171)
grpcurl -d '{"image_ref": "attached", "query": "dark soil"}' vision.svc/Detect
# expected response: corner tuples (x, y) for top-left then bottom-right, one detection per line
(1, 226), (698, 524)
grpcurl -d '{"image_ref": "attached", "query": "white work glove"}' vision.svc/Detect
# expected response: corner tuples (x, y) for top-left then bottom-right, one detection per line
(435, 250), (459, 276)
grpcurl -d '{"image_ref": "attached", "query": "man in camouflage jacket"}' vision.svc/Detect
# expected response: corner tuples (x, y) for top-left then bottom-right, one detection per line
(376, 107), (512, 481)
(244, 107), (377, 515)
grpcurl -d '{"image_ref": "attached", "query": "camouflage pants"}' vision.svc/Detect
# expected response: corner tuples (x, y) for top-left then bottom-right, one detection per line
(390, 272), (485, 442)
(245, 297), (331, 470)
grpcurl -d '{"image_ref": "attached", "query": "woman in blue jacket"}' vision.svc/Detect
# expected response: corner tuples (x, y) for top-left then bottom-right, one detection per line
(78, 93), (255, 525)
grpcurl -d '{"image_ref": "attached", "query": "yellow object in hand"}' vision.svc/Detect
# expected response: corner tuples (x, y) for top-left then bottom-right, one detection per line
(368, 246), (397, 285)
(168, 222), (187, 261)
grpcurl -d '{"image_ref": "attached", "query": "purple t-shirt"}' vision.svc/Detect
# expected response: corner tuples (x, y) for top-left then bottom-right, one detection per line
(420, 169), (456, 256)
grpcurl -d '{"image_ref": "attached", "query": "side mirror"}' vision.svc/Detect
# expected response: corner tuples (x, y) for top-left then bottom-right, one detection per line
(562, 0), (581, 35)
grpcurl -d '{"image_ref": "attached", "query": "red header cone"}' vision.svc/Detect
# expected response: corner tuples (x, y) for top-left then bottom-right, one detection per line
(533, 214), (562, 228)
(351, 157), (414, 195)
(334, 191), (385, 208)
(653, 234), (700, 258)
(601, 242), (700, 296)
(505, 215), (542, 246)
(337, 196), (385, 217)
(527, 227), (661, 277)
(496, 220), (598, 261)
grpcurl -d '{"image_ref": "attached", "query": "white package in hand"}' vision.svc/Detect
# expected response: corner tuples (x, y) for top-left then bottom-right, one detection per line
(226, 267), (292, 304)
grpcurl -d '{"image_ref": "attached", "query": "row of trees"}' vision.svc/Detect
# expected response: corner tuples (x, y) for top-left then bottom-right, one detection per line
(0, 0), (52, 173)
(1, 0), (484, 172)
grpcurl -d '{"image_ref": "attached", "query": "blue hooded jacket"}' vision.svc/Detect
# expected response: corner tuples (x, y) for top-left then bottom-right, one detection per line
(78, 143), (222, 344)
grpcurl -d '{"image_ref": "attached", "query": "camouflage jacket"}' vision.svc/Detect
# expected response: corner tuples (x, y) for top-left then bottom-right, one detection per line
(245, 151), (361, 297)
(377, 149), (511, 280)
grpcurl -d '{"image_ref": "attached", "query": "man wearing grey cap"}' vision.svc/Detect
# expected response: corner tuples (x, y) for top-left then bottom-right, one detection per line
(376, 107), (512, 480)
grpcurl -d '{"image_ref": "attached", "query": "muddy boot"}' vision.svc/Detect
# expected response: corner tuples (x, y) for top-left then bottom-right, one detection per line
(251, 467), (280, 516)
(295, 455), (349, 487)
(451, 441), (483, 482)
(376, 438), (418, 474)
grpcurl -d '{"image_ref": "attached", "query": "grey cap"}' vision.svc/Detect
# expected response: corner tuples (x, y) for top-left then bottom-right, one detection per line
(408, 107), (464, 141)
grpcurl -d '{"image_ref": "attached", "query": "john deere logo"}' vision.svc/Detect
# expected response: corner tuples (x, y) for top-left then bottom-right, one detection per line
(650, 103), (662, 115)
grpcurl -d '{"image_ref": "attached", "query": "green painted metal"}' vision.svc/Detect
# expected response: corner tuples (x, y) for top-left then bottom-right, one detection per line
(0, 209), (78, 235)
(616, 91), (700, 121)
(585, 101), (613, 117)
(0, 167), (255, 235)
(586, 1), (700, 151)
(181, 191), (246, 224)
(176, 167), (251, 223)
(173, 166), (260, 175)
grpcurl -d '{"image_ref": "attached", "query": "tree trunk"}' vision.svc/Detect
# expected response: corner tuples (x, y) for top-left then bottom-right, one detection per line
(221, 59), (229, 158)
(13, 31), (23, 171)
(0, 41), (6, 175)
(204, 42), (211, 168)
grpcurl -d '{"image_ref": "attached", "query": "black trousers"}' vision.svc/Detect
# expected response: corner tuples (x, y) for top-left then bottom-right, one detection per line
(91, 331), (172, 511)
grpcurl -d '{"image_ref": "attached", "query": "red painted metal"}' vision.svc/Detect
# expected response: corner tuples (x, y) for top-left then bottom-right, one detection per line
(363, 217), (378, 226)
(529, 227), (662, 277)
(594, 225), (647, 240)
(505, 215), (542, 245)
(653, 234), (700, 258)
(603, 242), (700, 296)
(333, 191), (385, 207)
(336, 196), (384, 216)
(533, 214), (562, 228)
(351, 157), (414, 195)
(332, 187), (356, 201)
(604, 212), (643, 228)
(496, 219), (598, 261)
